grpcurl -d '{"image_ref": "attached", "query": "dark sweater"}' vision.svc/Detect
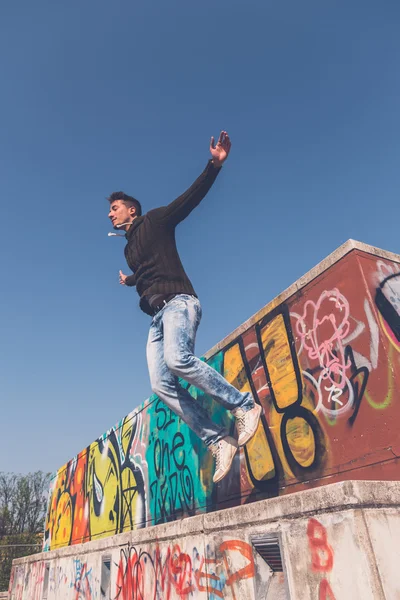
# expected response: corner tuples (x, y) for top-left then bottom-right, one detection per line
(123, 160), (221, 315)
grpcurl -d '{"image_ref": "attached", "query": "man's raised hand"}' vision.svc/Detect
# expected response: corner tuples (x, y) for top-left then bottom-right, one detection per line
(119, 270), (128, 285)
(210, 131), (231, 167)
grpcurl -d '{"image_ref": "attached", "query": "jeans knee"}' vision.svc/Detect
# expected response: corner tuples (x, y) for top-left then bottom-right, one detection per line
(165, 351), (194, 377)
(150, 379), (165, 399)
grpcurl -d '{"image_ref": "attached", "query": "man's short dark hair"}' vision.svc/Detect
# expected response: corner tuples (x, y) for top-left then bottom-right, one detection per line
(107, 191), (142, 217)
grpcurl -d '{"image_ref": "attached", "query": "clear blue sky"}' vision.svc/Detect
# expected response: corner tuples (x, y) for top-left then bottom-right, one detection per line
(1, 1), (399, 475)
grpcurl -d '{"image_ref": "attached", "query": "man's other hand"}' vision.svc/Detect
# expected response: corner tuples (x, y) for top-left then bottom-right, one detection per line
(119, 270), (128, 285)
(210, 131), (231, 167)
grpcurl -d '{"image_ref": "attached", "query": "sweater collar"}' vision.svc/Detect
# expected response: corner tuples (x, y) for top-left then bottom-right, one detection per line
(125, 216), (143, 239)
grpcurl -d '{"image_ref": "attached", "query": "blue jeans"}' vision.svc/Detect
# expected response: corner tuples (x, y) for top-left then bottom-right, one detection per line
(146, 294), (254, 446)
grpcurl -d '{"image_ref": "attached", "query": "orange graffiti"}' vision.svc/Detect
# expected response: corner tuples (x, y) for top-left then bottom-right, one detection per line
(220, 539), (256, 585)
(195, 558), (222, 597)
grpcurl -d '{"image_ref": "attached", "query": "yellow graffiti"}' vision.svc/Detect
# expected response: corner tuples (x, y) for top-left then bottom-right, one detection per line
(223, 344), (252, 392)
(120, 467), (142, 532)
(224, 344), (275, 482)
(378, 311), (400, 354)
(285, 416), (315, 467)
(45, 414), (145, 550)
(53, 490), (73, 547)
(261, 313), (320, 477)
(365, 343), (394, 410)
(46, 466), (73, 550)
(261, 314), (300, 409)
(87, 440), (120, 540)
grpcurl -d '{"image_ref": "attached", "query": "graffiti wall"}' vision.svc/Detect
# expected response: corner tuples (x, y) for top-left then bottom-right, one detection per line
(10, 484), (400, 599)
(9, 536), (272, 600)
(44, 248), (400, 552)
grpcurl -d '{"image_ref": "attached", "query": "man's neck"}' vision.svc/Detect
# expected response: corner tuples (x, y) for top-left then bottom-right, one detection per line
(124, 215), (138, 232)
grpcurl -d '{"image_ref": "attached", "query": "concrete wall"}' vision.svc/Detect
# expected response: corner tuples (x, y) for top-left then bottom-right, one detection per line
(43, 241), (400, 553)
(9, 481), (400, 599)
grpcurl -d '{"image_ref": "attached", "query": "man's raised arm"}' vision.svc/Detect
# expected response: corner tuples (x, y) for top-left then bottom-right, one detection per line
(157, 131), (231, 227)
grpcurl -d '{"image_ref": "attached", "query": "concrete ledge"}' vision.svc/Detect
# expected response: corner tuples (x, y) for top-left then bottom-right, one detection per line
(12, 480), (400, 567)
(203, 480), (400, 532)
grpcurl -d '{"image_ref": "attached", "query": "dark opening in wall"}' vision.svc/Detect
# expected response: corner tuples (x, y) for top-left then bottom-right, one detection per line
(100, 556), (112, 599)
(42, 563), (50, 600)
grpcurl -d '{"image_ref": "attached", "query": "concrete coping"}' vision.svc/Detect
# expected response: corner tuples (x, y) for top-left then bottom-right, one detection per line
(13, 480), (400, 566)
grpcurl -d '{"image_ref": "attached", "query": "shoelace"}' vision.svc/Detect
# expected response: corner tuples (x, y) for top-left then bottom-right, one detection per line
(236, 413), (247, 434)
(211, 443), (222, 469)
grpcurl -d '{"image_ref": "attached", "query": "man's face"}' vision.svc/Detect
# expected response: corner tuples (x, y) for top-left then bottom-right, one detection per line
(108, 200), (134, 230)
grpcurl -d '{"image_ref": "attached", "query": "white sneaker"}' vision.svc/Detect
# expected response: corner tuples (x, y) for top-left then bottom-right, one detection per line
(210, 436), (238, 483)
(232, 403), (263, 446)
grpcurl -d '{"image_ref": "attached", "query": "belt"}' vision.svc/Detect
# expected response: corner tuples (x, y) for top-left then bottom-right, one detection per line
(149, 294), (177, 316)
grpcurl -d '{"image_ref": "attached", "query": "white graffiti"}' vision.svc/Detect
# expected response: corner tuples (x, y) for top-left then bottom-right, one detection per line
(293, 289), (353, 416)
(292, 286), (382, 417)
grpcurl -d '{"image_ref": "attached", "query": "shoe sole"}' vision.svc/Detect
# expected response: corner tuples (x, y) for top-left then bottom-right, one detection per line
(238, 404), (263, 447)
(213, 442), (239, 484)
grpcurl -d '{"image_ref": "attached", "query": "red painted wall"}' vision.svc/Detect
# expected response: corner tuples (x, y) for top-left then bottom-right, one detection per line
(212, 249), (400, 506)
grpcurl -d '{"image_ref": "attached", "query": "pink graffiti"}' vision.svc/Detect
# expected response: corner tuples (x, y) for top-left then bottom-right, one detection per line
(9, 566), (24, 600)
(295, 289), (353, 416)
(31, 561), (45, 600)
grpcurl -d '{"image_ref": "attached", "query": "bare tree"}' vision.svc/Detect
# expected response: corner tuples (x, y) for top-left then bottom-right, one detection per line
(0, 473), (17, 537)
(0, 471), (50, 591)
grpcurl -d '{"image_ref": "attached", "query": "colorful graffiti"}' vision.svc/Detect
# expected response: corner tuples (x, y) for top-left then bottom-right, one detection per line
(8, 565), (24, 600)
(72, 559), (93, 600)
(10, 539), (258, 600)
(44, 414), (146, 550)
(30, 561), (46, 600)
(146, 399), (207, 525)
(8, 562), (47, 600)
(44, 250), (400, 550)
(218, 305), (327, 491)
(115, 540), (254, 600)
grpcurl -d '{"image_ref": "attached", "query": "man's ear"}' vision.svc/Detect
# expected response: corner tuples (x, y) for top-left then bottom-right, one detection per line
(129, 206), (136, 218)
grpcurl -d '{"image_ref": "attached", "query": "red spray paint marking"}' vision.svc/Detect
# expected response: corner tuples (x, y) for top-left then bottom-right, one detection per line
(115, 540), (255, 600)
(307, 518), (336, 600)
(319, 578), (337, 600)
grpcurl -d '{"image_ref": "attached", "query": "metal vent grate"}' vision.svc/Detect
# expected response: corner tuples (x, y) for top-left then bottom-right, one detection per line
(252, 535), (283, 572)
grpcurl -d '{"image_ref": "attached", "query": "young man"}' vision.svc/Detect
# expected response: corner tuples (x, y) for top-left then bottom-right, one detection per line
(107, 131), (262, 483)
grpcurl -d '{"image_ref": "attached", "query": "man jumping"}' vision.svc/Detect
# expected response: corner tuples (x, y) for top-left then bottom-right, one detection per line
(107, 131), (262, 483)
